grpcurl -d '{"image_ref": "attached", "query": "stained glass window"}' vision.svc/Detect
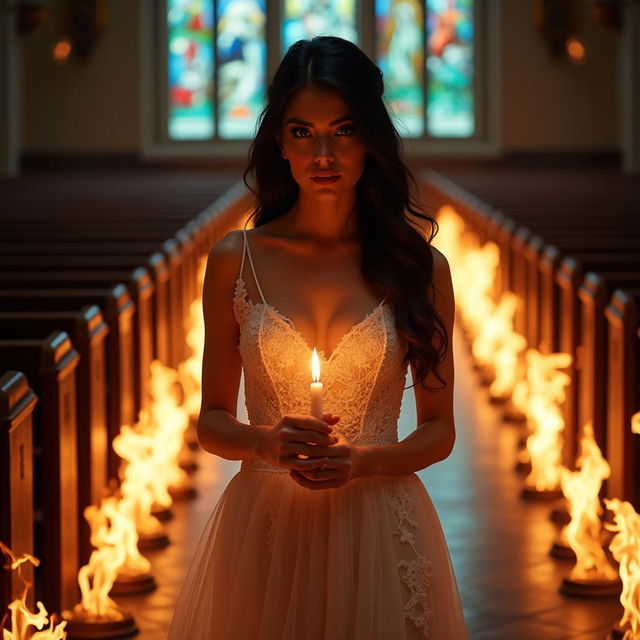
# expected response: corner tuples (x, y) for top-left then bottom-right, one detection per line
(167, 0), (215, 140)
(216, 0), (267, 139)
(426, 0), (475, 137)
(163, 1), (478, 143)
(375, 0), (425, 137)
(281, 0), (358, 55)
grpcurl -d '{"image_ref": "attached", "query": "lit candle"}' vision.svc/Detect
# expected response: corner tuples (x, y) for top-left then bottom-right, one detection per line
(310, 347), (323, 418)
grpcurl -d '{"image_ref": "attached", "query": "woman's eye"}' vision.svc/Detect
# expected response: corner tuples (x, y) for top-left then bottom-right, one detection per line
(290, 127), (310, 138)
(336, 125), (355, 136)
(289, 125), (355, 138)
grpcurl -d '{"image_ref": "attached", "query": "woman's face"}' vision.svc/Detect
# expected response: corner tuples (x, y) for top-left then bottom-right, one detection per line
(277, 84), (367, 200)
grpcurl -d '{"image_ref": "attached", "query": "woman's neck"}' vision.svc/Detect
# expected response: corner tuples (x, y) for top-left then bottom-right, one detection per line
(281, 190), (359, 242)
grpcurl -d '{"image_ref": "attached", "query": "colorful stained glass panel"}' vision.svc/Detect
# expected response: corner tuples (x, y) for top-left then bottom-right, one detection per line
(216, 0), (267, 139)
(167, 0), (215, 140)
(282, 0), (357, 54)
(426, 0), (475, 137)
(375, 0), (425, 137)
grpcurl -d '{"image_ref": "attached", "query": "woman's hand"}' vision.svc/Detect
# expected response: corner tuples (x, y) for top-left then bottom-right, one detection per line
(288, 424), (365, 490)
(255, 412), (340, 472)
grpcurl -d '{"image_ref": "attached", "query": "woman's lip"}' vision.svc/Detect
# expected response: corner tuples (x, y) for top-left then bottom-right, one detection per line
(310, 175), (342, 180)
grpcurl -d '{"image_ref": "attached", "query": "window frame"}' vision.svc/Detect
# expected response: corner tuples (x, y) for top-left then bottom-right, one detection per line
(139, 0), (501, 160)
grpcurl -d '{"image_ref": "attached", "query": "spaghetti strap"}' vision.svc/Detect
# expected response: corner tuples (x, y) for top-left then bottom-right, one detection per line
(241, 229), (268, 305)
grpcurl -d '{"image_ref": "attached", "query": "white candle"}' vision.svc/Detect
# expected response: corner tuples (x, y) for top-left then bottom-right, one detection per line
(310, 347), (323, 418)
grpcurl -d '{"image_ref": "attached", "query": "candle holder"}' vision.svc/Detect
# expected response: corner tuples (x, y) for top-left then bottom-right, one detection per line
(151, 502), (173, 522)
(62, 608), (138, 639)
(178, 441), (199, 474)
(168, 474), (198, 501)
(549, 500), (571, 525)
(607, 624), (630, 640)
(109, 569), (157, 596)
(521, 483), (564, 501)
(559, 575), (622, 598)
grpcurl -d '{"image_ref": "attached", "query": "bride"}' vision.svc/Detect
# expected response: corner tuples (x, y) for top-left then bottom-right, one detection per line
(167, 35), (468, 640)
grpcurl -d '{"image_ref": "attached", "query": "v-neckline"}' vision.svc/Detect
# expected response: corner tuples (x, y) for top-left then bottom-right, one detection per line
(235, 276), (387, 363)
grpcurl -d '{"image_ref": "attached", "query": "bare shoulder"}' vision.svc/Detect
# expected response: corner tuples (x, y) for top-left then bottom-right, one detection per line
(427, 244), (451, 289)
(428, 244), (454, 321)
(429, 244), (450, 276)
(202, 229), (246, 302)
(206, 229), (245, 275)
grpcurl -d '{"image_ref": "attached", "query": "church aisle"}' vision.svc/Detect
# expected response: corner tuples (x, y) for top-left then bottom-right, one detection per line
(117, 327), (624, 639)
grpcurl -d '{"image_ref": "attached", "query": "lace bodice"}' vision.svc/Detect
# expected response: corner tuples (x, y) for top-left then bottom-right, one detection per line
(233, 230), (409, 473)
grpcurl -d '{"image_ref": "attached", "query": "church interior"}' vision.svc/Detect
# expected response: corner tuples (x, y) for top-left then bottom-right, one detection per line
(1, 0), (639, 638)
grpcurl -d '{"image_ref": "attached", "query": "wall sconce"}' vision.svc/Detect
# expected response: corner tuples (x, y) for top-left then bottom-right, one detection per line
(63, 0), (107, 61)
(532, 0), (578, 59)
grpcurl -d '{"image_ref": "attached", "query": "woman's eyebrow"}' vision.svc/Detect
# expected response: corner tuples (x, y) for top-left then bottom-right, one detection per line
(285, 115), (352, 126)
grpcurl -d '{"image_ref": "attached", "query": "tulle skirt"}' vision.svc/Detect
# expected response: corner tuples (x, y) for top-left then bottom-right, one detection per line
(166, 463), (468, 640)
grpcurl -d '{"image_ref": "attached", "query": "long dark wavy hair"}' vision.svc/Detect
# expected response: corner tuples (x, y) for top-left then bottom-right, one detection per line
(241, 36), (448, 391)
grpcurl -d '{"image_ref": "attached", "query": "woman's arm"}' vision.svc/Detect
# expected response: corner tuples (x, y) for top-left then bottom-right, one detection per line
(196, 230), (268, 461)
(355, 245), (456, 477)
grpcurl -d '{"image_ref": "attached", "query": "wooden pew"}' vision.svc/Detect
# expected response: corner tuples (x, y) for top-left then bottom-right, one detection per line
(577, 272), (640, 457)
(0, 240), (186, 367)
(0, 286), (135, 482)
(555, 255), (640, 463)
(0, 333), (80, 614)
(0, 269), (152, 419)
(511, 228), (640, 342)
(0, 306), (109, 568)
(604, 288), (640, 509)
(0, 228), (199, 332)
(0, 253), (171, 369)
(0, 371), (37, 614)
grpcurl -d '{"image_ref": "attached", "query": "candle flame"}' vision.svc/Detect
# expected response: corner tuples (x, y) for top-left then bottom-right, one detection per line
(311, 348), (320, 382)
(632, 412), (640, 435)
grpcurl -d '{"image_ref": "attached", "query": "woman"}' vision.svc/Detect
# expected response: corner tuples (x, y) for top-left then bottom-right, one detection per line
(167, 35), (468, 639)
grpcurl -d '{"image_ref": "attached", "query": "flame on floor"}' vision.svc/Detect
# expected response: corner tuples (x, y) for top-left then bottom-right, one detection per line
(604, 498), (640, 638)
(0, 541), (67, 639)
(560, 421), (617, 581)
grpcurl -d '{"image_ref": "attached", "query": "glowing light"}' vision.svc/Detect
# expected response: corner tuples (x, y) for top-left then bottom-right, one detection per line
(604, 498), (640, 637)
(631, 412), (640, 435)
(522, 349), (572, 492)
(0, 541), (67, 639)
(311, 348), (320, 383)
(566, 37), (586, 63)
(62, 497), (138, 621)
(52, 40), (72, 63)
(560, 421), (617, 581)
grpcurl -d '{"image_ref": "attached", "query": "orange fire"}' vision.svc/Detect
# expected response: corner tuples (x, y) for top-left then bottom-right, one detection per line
(148, 359), (191, 493)
(113, 411), (169, 538)
(632, 412), (640, 435)
(559, 421), (617, 581)
(521, 349), (572, 491)
(603, 498), (640, 638)
(62, 497), (139, 621)
(432, 206), (529, 403)
(177, 270), (206, 423)
(0, 541), (67, 639)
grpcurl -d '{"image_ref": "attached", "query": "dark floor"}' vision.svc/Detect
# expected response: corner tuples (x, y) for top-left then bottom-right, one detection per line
(115, 327), (624, 640)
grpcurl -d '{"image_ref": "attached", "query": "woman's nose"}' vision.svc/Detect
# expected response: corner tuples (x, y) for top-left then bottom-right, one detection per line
(314, 136), (334, 162)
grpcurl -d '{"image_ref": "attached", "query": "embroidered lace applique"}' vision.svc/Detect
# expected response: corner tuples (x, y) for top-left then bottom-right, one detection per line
(234, 275), (433, 628)
(234, 276), (407, 450)
(263, 499), (278, 554)
(383, 476), (435, 638)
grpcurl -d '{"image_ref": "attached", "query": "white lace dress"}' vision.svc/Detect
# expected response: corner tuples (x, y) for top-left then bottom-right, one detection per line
(166, 230), (468, 640)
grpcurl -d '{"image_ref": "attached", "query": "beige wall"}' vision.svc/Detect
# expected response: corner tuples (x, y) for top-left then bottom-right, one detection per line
(501, 0), (620, 151)
(21, 0), (140, 153)
(19, 0), (621, 156)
